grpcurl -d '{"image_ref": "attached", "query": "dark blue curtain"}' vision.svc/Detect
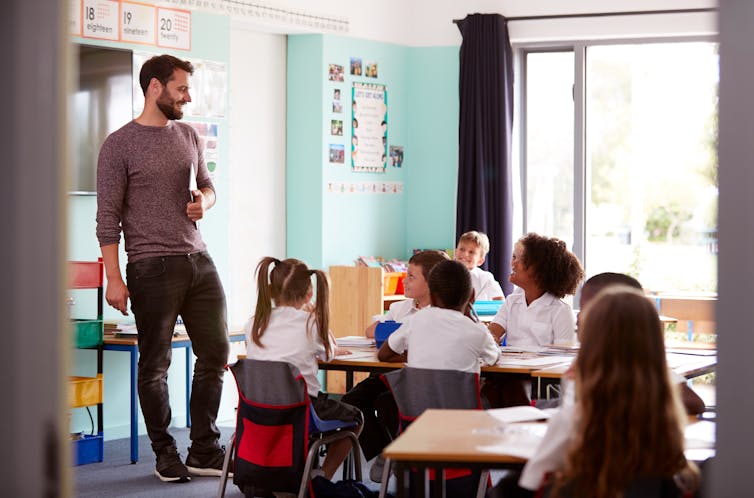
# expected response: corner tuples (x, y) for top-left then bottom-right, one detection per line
(456, 14), (514, 295)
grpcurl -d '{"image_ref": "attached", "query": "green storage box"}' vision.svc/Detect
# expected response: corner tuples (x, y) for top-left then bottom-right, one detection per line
(71, 319), (103, 348)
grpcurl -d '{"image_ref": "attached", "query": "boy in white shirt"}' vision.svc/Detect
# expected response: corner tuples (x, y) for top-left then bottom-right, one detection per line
(364, 250), (449, 338)
(378, 259), (501, 372)
(454, 230), (505, 301)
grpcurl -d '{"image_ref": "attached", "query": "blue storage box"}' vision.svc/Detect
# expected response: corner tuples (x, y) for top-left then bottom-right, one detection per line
(375, 320), (402, 349)
(472, 300), (504, 317)
(73, 433), (104, 465)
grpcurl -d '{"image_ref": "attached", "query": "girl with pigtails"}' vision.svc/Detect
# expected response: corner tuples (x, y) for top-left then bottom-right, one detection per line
(244, 257), (363, 480)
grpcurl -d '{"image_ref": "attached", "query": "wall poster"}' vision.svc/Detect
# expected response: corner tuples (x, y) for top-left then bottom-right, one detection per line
(351, 82), (387, 173)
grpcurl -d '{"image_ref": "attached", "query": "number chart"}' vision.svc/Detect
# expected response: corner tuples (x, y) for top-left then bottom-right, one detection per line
(72, 0), (191, 51)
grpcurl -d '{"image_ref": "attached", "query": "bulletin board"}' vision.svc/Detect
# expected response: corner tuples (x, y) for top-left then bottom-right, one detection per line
(351, 82), (387, 173)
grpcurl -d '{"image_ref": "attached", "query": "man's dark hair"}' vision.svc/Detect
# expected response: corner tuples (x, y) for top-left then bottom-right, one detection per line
(139, 54), (194, 96)
(428, 260), (472, 311)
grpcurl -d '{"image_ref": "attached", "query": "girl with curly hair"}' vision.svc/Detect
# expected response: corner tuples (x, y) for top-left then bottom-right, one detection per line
(488, 233), (584, 347)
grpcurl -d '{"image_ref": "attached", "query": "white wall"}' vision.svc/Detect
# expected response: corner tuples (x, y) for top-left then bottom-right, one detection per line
(242, 0), (718, 46)
(228, 25), (288, 330)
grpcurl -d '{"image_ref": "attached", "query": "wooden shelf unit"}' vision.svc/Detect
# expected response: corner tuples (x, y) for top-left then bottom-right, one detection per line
(327, 265), (408, 393)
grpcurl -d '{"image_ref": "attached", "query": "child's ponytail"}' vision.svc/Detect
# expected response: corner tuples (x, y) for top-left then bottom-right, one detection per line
(251, 256), (278, 347)
(310, 269), (332, 359)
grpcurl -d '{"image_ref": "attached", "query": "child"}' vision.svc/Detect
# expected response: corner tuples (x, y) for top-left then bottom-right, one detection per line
(364, 250), (449, 338)
(454, 230), (505, 301)
(346, 260), (499, 483)
(516, 287), (699, 497)
(488, 233), (584, 346)
(245, 257), (362, 481)
(378, 259), (501, 370)
(578, 272), (706, 416)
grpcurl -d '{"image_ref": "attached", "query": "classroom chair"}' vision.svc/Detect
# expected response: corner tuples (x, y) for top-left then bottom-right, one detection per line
(217, 359), (363, 498)
(377, 367), (489, 498)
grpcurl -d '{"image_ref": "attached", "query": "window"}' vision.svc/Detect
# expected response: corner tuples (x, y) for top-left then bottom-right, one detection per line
(522, 40), (718, 295)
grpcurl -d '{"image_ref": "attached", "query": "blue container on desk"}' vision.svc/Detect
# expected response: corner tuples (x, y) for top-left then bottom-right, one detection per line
(375, 320), (402, 349)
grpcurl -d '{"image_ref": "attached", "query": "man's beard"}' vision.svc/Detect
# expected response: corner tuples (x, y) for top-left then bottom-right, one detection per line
(156, 89), (184, 120)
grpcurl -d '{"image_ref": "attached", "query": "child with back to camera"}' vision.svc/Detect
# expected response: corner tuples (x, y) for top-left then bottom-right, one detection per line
(511, 287), (699, 497)
(245, 257), (363, 481)
(378, 259), (501, 370)
(454, 230), (505, 301)
(364, 250), (449, 338)
(578, 272), (706, 416)
(357, 260), (500, 483)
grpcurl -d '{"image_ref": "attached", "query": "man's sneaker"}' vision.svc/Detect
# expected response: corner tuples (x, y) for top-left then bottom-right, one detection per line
(186, 446), (232, 477)
(155, 447), (191, 483)
(369, 455), (386, 483)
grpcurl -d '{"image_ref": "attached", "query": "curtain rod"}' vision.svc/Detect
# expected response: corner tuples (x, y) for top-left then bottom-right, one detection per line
(453, 8), (716, 24)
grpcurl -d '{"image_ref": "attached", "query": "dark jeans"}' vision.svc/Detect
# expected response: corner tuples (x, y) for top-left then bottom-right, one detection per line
(341, 375), (397, 460)
(126, 251), (229, 455)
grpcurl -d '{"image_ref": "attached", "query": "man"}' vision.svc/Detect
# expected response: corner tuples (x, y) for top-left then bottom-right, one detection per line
(96, 54), (229, 483)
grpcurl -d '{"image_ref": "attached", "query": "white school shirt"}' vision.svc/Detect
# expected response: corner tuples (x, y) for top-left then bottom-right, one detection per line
(519, 403), (576, 490)
(382, 298), (419, 322)
(519, 371), (689, 491)
(470, 267), (505, 301)
(491, 289), (576, 347)
(387, 307), (501, 373)
(244, 307), (334, 397)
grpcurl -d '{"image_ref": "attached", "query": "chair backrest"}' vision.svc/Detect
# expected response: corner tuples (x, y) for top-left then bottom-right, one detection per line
(381, 367), (483, 491)
(230, 359), (311, 495)
(382, 367), (481, 425)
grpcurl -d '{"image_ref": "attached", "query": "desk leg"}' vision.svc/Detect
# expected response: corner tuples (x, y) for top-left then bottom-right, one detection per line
(346, 371), (354, 392)
(429, 467), (445, 498)
(186, 345), (192, 428)
(129, 347), (138, 464)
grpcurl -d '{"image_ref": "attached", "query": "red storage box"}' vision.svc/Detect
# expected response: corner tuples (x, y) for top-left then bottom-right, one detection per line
(383, 272), (406, 295)
(69, 260), (103, 289)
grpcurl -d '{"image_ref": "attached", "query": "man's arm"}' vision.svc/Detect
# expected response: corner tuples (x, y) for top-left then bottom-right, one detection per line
(101, 243), (129, 315)
(187, 187), (215, 222)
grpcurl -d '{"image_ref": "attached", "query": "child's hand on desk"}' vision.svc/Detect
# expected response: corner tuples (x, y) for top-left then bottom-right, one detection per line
(334, 347), (352, 356)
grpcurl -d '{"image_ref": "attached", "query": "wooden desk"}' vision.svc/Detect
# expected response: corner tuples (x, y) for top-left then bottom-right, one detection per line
(103, 331), (245, 463)
(381, 409), (529, 498)
(382, 408), (716, 498)
(530, 351), (717, 399)
(321, 349), (573, 394)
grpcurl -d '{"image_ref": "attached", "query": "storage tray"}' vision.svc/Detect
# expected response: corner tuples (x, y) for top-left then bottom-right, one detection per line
(69, 260), (103, 289)
(383, 272), (406, 295)
(68, 375), (103, 408)
(71, 319), (103, 348)
(72, 433), (104, 465)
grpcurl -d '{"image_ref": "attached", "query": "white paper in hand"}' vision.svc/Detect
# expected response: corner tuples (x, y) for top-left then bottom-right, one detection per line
(189, 162), (198, 200)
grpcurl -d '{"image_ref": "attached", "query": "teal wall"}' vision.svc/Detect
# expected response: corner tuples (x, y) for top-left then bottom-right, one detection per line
(405, 46), (460, 253)
(68, 11), (231, 439)
(287, 35), (459, 268)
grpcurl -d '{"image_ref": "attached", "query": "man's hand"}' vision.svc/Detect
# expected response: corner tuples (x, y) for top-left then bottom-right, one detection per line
(106, 277), (130, 316)
(187, 189), (207, 222)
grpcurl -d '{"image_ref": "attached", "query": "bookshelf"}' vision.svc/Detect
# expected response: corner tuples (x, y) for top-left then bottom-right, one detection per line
(327, 265), (407, 392)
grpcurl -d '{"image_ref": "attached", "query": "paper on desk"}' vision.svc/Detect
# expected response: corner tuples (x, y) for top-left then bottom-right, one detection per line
(336, 336), (375, 347)
(333, 351), (378, 361)
(115, 323), (138, 335)
(684, 420), (716, 449)
(487, 406), (552, 424)
(474, 423), (547, 460)
(498, 355), (574, 367)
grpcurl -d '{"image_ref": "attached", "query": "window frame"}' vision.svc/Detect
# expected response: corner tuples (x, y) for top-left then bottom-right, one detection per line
(514, 35), (718, 276)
